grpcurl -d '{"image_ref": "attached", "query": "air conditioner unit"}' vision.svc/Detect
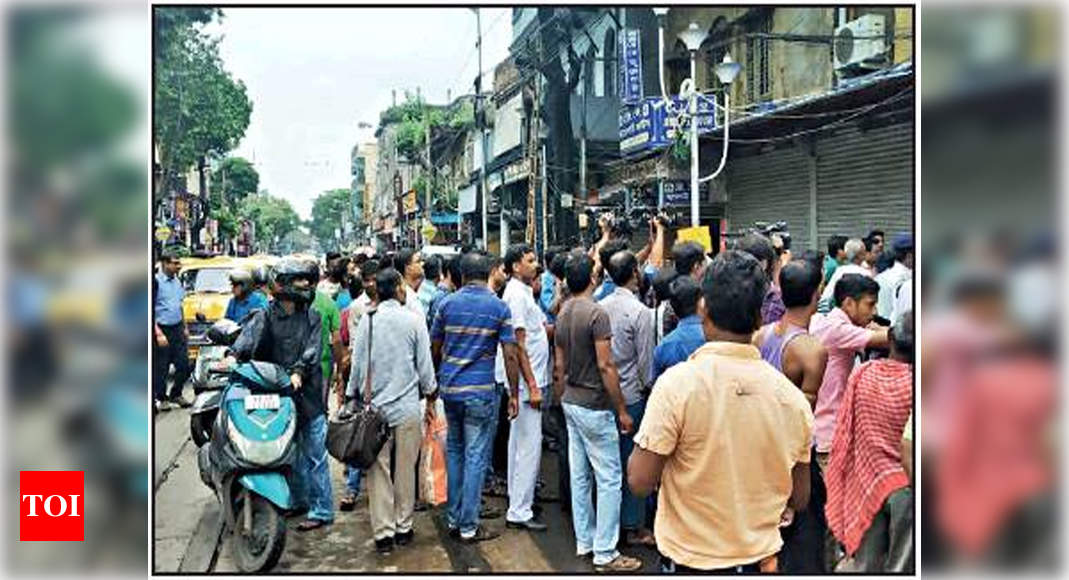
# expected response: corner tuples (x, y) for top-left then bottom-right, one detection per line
(834, 14), (888, 71)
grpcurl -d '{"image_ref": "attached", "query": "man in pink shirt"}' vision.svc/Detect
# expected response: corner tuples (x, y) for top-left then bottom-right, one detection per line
(810, 274), (889, 472)
(809, 274), (889, 570)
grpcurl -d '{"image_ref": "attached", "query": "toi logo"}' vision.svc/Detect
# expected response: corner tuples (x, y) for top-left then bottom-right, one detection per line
(19, 471), (84, 541)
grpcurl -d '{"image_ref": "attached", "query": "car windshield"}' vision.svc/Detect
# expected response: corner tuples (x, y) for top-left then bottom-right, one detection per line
(181, 268), (232, 293)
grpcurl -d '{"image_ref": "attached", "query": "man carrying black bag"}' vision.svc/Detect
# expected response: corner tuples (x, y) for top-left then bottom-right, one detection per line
(347, 267), (438, 555)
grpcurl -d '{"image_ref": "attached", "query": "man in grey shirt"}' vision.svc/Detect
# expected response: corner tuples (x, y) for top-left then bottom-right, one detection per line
(598, 249), (656, 548)
(347, 267), (437, 554)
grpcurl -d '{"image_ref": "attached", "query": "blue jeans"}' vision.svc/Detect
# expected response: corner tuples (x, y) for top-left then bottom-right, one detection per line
(345, 465), (362, 495)
(444, 396), (497, 535)
(292, 414), (335, 523)
(563, 403), (622, 566)
(619, 398), (647, 530)
(484, 387), (502, 484)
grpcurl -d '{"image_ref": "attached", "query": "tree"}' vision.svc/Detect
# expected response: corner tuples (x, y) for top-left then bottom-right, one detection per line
(153, 8), (252, 205)
(309, 188), (352, 251)
(536, 8), (582, 244)
(210, 156), (259, 205)
(11, 9), (143, 246)
(239, 192), (299, 252)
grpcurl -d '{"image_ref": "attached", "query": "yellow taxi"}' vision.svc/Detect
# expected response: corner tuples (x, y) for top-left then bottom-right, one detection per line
(180, 256), (249, 361)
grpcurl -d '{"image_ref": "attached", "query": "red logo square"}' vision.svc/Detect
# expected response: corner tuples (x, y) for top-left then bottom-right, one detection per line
(19, 471), (84, 541)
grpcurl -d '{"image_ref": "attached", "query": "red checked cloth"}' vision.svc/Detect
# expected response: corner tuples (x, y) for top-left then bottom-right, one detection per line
(825, 359), (913, 556)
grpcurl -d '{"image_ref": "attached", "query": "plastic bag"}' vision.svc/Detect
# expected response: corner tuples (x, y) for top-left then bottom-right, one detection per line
(419, 399), (448, 506)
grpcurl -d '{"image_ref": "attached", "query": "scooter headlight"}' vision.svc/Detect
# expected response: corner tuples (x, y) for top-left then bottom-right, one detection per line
(226, 413), (295, 466)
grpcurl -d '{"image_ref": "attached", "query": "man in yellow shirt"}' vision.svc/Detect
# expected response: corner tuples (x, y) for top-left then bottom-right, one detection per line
(628, 250), (814, 573)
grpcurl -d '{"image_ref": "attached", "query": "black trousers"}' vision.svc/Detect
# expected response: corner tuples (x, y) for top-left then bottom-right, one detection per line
(660, 554), (762, 574)
(779, 447), (828, 573)
(152, 323), (190, 401)
(542, 401), (571, 510)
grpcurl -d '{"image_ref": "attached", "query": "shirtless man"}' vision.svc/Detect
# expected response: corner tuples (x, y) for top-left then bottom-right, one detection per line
(754, 258), (828, 408)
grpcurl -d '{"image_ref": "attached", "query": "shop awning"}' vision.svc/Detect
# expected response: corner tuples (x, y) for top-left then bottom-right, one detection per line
(430, 212), (462, 225)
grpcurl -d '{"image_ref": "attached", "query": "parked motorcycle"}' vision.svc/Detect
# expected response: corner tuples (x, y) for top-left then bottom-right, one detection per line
(197, 360), (297, 572)
(189, 319), (241, 447)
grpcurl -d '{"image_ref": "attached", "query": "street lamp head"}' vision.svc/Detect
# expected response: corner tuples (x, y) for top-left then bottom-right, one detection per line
(652, 7), (669, 17)
(678, 22), (709, 52)
(714, 53), (742, 85)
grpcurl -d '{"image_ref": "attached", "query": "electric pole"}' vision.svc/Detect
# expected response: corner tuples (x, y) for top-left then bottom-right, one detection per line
(475, 8), (490, 251)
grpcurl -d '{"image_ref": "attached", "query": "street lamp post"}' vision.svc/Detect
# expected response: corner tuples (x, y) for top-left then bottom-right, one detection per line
(653, 9), (741, 227)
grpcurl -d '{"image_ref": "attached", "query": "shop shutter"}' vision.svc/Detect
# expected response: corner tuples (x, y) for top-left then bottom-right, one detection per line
(815, 120), (914, 246)
(726, 145), (813, 250)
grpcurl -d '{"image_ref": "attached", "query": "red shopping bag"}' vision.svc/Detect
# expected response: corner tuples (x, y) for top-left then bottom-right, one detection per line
(419, 401), (448, 506)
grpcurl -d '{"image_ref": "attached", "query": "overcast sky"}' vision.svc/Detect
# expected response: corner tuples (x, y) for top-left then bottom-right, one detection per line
(210, 7), (512, 220)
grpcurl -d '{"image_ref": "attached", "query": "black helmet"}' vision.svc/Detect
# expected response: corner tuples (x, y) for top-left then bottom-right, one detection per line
(270, 255), (319, 304)
(250, 265), (269, 287)
(206, 318), (242, 346)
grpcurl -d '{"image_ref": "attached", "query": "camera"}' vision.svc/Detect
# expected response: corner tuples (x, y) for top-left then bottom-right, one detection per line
(753, 221), (791, 251)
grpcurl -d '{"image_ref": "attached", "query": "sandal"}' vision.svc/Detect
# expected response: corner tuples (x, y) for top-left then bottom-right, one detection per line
(296, 519), (329, 532)
(339, 494), (358, 512)
(594, 554), (643, 572)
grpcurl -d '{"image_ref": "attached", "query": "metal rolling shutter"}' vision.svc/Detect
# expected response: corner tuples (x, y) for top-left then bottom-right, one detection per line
(816, 120), (914, 245)
(726, 145), (813, 250)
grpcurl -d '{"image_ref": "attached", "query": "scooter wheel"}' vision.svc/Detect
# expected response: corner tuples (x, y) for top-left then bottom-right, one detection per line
(232, 491), (286, 572)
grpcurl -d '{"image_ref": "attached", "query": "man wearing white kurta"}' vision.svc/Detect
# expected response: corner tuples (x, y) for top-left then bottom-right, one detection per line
(495, 244), (550, 531)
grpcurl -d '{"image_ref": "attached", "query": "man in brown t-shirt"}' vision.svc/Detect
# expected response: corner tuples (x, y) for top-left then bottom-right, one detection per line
(553, 253), (641, 572)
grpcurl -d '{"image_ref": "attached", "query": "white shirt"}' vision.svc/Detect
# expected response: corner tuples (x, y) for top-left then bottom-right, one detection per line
(494, 278), (550, 394)
(821, 263), (874, 304)
(404, 285), (425, 319)
(891, 277), (913, 326)
(875, 262), (912, 320)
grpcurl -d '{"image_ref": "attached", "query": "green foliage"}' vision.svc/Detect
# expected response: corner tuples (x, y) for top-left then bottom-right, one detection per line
(154, 8), (252, 200)
(239, 192), (300, 251)
(379, 94), (475, 163)
(210, 156), (259, 205)
(309, 188), (353, 251)
(8, 9), (144, 244)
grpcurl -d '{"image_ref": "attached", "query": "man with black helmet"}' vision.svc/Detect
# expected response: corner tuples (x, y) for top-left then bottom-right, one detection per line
(230, 255), (334, 531)
(224, 268), (268, 324)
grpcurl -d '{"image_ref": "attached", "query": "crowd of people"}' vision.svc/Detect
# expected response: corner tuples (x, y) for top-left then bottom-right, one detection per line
(152, 216), (915, 572)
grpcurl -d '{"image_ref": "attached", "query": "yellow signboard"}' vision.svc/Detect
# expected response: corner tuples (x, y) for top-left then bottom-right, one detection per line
(421, 220), (438, 241)
(676, 226), (712, 253)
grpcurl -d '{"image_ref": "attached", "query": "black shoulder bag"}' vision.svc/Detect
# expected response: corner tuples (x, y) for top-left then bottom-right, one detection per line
(326, 310), (389, 468)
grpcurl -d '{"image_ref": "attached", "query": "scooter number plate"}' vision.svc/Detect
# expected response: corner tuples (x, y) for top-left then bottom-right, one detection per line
(244, 394), (280, 410)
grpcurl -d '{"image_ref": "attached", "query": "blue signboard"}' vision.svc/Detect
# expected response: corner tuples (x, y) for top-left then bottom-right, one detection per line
(618, 29), (643, 105)
(619, 96), (717, 156)
(640, 180), (703, 207)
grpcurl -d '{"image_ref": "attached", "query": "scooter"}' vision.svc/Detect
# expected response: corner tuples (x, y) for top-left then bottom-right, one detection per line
(197, 360), (297, 572)
(189, 319), (241, 447)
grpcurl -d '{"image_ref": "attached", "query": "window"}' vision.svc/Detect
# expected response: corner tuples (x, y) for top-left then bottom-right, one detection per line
(584, 47), (596, 96)
(746, 13), (772, 103)
(604, 28), (617, 97)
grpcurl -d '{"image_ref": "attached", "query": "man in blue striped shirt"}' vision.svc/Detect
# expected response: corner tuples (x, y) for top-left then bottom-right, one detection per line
(431, 251), (520, 543)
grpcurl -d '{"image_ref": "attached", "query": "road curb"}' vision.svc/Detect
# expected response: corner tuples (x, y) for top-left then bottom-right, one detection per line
(178, 502), (224, 572)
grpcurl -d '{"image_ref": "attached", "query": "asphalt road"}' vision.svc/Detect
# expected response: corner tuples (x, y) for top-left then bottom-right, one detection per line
(153, 385), (659, 573)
